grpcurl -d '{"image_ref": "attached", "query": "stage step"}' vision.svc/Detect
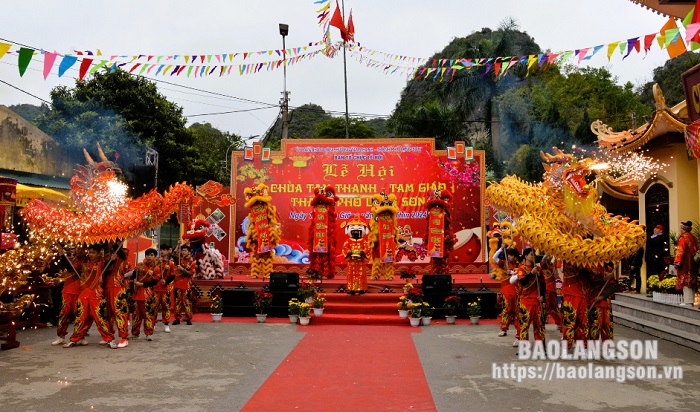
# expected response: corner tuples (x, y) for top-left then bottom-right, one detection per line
(612, 293), (700, 353)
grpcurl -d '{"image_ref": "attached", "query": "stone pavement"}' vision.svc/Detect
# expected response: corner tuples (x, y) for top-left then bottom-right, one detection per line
(1, 322), (699, 411)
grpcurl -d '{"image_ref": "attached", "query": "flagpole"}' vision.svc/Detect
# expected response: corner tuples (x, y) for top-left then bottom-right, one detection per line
(341, 0), (349, 139)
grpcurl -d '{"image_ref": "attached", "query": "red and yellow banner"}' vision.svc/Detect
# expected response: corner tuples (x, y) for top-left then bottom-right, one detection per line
(426, 207), (445, 258)
(313, 204), (329, 253)
(230, 139), (486, 272)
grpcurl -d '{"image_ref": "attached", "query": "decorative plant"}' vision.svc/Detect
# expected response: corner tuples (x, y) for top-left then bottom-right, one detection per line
(420, 302), (434, 318)
(210, 295), (223, 314)
(466, 298), (481, 318)
(406, 287), (424, 304)
(397, 295), (409, 310)
(313, 293), (326, 309)
(297, 280), (316, 301)
(253, 290), (273, 314)
(647, 275), (677, 293)
(408, 302), (422, 318)
(306, 267), (323, 281)
(403, 282), (413, 289)
(399, 267), (416, 281)
(443, 295), (461, 316)
(298, 302), (311, 318)
(288, 298), (301, 316)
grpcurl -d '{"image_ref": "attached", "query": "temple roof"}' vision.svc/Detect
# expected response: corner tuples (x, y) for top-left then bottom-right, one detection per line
(628, 0), (694, 19)
(593, 84), (689, 153)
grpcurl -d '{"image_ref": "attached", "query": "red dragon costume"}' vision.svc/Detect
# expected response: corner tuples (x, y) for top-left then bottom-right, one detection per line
(368, 191), (400, 280)
(423, 189), (457, 275)
(308, 185), (339, 279)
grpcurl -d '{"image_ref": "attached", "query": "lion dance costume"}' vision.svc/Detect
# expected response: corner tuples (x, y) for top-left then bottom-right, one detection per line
(244, 183), (281, 278)
(308, 185), (339, 279)
(368, 192), (400, 280)
(423, 189), (457, 274)
(342, 214), (371, 293)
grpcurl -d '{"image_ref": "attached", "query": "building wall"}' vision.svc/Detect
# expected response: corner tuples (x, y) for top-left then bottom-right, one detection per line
(0, 105), (73, 177)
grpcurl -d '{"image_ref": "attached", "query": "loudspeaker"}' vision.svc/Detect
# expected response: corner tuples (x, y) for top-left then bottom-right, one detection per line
(269, 272), (299, 291)
(422, 274), (452, 293)
(126, 165), (156, 197)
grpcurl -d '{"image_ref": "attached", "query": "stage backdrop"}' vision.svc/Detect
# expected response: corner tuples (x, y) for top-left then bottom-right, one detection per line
(229, 138), (486, 275)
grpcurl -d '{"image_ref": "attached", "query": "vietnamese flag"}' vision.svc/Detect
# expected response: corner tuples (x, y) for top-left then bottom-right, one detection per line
(329, 0), (348, 42)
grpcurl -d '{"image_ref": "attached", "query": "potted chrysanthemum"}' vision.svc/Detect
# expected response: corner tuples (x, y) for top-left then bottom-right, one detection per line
(253, 290), (273, 323)
(210, 296), (223, 322)
(443, 295), (461, 324)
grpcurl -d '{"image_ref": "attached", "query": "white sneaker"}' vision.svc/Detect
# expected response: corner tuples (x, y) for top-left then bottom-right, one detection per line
(99, 340), (107, 345)
(51, 337), (65, 346)
(147, 335), (154, 341)
(117, 339), (129, 348)
(498, 331), (507, 337)
(107, 340), (118, 349)
(78, 339), (89, 346)
(164, 325), (171, 333)
(513, 339), (520, 347)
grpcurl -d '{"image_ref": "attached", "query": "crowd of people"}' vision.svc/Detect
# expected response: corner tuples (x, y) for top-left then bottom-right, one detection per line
(49, 241), (196, 349)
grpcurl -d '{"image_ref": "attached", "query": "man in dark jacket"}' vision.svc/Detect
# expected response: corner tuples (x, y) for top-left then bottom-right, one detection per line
(645, 224), (668, 284)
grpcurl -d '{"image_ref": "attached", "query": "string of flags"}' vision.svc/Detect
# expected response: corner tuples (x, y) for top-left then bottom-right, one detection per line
(0, 3), (698, 83)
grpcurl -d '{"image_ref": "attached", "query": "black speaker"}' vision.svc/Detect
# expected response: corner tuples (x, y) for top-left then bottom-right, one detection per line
(126, 165), (156, 197)
(269, 272), (299, 291)
(422, 274), (452, 293)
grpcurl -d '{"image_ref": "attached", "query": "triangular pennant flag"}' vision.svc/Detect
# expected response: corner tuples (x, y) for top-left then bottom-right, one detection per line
(162, 64), (173, 75)
(187, 66), (194, 77)
(686, 23), (700, 45)
(57, 55), (77, 77)
(618, 41), (626, 55)
(661, 18), (687, 58)
(607, 42), (619, 61)
(0, 43), (11, 60)
(18, 47), (35, 77)
(43, 51), (58, 79)
(89, 60), (108, 74)
(644, 34), (656, 54)
(623, 38), (639, 59)
(170, 65), (180, 75)
(78, 58), (93, 80)
(129, 63), (142, 73)
(526, 54), (538, 75)
(577, 48), (590, 64)
(584, 45), (603, 61)
(139, 64), (149, 75)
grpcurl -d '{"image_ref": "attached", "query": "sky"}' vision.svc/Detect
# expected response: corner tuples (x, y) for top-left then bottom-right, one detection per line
(0, 0), (685, 141)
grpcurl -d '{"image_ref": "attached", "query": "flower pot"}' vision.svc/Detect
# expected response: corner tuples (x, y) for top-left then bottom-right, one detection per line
(409, 317), (421, 327)
(445, 315), (457, 325)
(256, 314), (268, 323)
(470, 316), (481, 325)
(421, 317), (432, 326)
(299, 316), (311, 326)
(211, 313), (223, 323)
(289, 315), (299, 324)
(313, 308), (324, 317)
(398, 309), (409, 319)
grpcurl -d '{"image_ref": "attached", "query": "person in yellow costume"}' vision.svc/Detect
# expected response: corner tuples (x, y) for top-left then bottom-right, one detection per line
(367, 192), (400, 280)
(244, 184), (281, 278)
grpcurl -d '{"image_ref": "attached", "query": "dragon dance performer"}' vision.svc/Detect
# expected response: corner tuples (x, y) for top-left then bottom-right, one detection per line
(173, 244), (196, 325)
(131, 248), (161, 341)
(341, 214), (371, 294)
(542, 257), (562, 330)
(154, 244), (176, 333)
(510, 247), (547, 345)
(244, 184), (281, 279)
(560, 264), (591, 349)
(423, 189), (457, 275)
(492, 243), (520, 343)
(587, 264), (617, 342)
(368, 191), (400, 280)
(50, 247), (82, 346)
(64, 244), (118, 349)
(308, 185), (339, 279)
(104, 244), (132, 348)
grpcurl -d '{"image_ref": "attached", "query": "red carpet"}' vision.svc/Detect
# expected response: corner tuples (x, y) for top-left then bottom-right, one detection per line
(242, 325), (436, 411)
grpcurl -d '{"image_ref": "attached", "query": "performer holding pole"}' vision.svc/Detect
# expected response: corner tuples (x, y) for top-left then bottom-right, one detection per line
(103, 243), (132, 348)
(131, 248), (160, 341)
(509, 247), (546, 347)
(172, 244), (196, 325)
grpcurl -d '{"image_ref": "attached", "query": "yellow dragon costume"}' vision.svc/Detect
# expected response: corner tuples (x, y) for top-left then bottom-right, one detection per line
(367, 191), (400, 280)
(244, 183), (281, 278)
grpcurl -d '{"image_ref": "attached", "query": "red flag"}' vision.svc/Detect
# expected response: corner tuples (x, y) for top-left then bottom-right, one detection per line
(329, 0), (348, 42)
(347, 9), (355, 42)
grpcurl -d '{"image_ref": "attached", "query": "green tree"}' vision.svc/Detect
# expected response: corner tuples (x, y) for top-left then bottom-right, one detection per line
(638, 52), (700, 108)
(312, 117), (376, 138)
(35, 69), (201, 191)
(264, 103), (332, 149)
(8, 103), (49, 124)
(506, 143), (542, 182)
(188, 122), (244, 186)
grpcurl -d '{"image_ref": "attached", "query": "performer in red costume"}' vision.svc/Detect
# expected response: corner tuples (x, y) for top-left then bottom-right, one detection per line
(104, 244), (132, 348)
(341, 214), (371, 295)
(308, 185), (339, 279)
(674, 221), (698, 305)
(542, 257), (562, 330)
(154, 244), (175, 333)
(560, 264), (590, 349)
(50, 247), (81, 346)
(172, 244), (196, 325)
(64, 244), (118, 348)
(493, 244), (520, 343)
(510, 247), (547, 344)
(423, 189), (457, 275)
(587, 264), (616, 342)
(131, 248), (161, 341)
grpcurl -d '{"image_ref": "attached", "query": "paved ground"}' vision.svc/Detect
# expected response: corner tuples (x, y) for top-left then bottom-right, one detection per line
(1, 321), (699, 411)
